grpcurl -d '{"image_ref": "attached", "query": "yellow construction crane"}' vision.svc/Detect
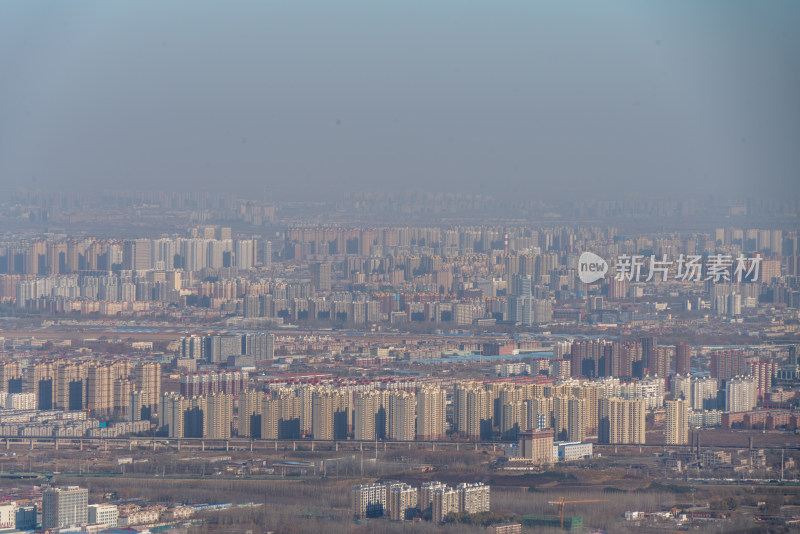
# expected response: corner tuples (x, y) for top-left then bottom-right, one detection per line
(547, 497), (609, 530)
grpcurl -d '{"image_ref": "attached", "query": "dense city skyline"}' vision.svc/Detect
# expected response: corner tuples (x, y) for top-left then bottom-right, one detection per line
(0, 2), (798, 532)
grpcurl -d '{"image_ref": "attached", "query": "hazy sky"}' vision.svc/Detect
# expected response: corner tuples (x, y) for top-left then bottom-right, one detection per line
(0, 1), (798, 201)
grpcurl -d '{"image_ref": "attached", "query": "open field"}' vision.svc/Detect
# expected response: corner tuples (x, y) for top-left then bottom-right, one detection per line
(2, 441), (799, 533)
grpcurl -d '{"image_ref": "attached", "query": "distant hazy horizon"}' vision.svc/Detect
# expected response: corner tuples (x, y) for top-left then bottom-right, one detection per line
(1, 1), (798, 202)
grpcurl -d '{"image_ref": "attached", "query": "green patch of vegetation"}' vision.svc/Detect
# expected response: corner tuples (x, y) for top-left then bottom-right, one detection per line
(710, 497), (739, 511)
(443, 511), (514, 526)
(521, 471), (578, 482)
(644, 481), (692, 494)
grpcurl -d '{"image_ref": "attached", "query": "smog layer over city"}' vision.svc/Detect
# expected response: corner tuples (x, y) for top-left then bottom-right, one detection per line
(0, 2), (798, 533)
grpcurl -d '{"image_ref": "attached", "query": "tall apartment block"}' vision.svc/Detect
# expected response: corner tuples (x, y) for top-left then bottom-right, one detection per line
(675, 342), (691, 375)
(0, 361), (22, 393)
(238, 389), (263, 438)
(416, 386), (446, 440)
(354, 391), (380, 441)
(726, 375), (757, 413)
(554, 396), (586, 442)
(388, 483), (417, 521)
(665, 399), (689, 445)
(42, 486), (88, 530)
(519, 429), (554, 464)
(387, 391), (415, 441)
(311, 262), (332, 293)
(134, 362), (161, 420)
(598, 397), (645, 444)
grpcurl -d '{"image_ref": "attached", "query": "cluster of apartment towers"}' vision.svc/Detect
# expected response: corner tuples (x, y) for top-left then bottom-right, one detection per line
(158, 378), (693, 446)
(0, 361), (160, 419)
(351, 480), (490, 523)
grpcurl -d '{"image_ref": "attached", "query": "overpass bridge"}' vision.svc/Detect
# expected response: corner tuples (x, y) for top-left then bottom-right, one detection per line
(0, 436), (797, 455)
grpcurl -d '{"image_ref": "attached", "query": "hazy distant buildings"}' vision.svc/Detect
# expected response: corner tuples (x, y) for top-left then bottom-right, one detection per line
(123, 239), (151, 271)
(180, 333), (274, 362)
(311, 262), (332, 293)
(675, 343), (691, 375)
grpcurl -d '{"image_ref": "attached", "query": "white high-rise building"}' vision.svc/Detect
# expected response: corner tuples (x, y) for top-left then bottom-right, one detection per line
(726, 375), (756, 413)
(42, 486), (88, 529)
(263, 240), (272, 269)
(690, 377), (718, 411)
(671, 374), (691, 402)
(88, 504), (118, 527)
(235, 239), (255, 270)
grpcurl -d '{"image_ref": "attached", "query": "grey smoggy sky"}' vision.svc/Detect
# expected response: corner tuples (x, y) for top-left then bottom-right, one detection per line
(0, 1), (798, 202)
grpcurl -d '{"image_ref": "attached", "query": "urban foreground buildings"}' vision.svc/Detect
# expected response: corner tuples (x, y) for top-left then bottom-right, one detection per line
(42, 486), (88, 529)
(352, 481), (490, 522)
(0, 192), (796, 532)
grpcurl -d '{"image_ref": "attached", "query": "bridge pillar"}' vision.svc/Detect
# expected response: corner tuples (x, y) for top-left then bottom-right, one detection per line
(456, 443), (459, 451)
(311, 441), (314, 452)
(335, 442), (338, 451)
(30, 439), (34, 451)
(129, 440), (132, 451)
(55, 439), (59, 450)
(226, 440), (229, 452)
(432, 443), (435, 451)
(275, 441), (277, 451)
(201, 441), (205, 452)
(360, 442), (363, 452)
(79, 439), (83, 451)
(250, 440), (253, 452)
(293, 441), (296, 451)
(177, 440), (181, 451)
